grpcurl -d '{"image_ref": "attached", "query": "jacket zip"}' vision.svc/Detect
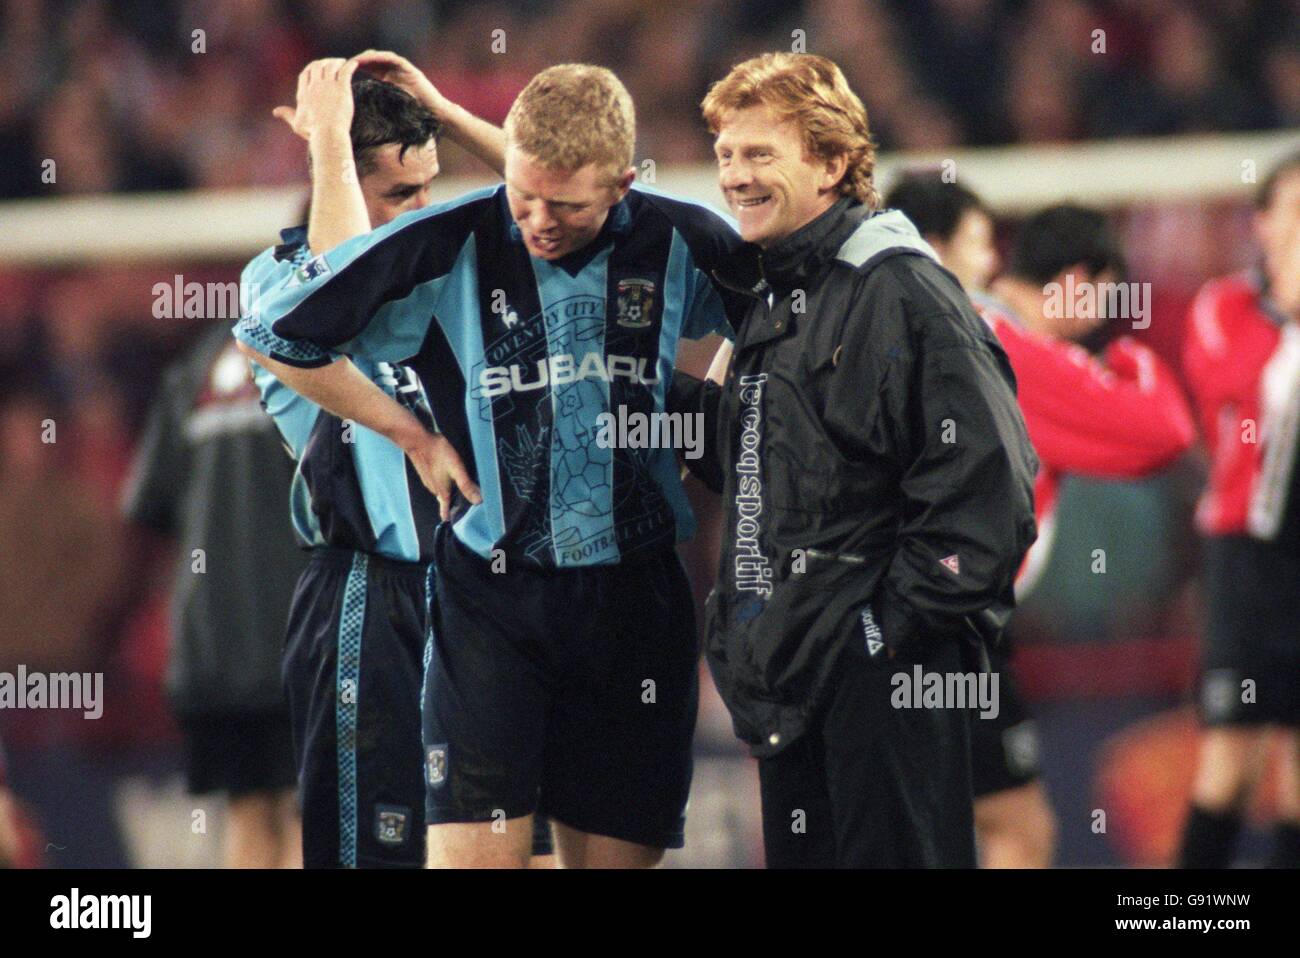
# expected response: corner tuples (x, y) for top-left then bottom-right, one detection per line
(803, 548), (868, 564)
(711, 266), (779, 359)
(719, 258), (819, 743)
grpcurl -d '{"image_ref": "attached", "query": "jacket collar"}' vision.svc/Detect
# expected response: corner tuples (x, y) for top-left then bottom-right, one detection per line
(279, 224), (308, 246)
(713, 197), (886, 296)
(758, 196), (866, 292)
(719, 202), (940, 352)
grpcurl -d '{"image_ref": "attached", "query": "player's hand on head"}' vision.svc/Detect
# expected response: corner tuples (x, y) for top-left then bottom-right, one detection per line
(407, 431), (482, 522)
(351, 49), (448, 117)
(272, 57), (359, 142)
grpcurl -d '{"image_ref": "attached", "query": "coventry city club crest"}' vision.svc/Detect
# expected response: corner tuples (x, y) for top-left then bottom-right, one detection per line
(616, 278), (655, 329)
(426, 745), (447, 787)
(375, 806), (409, 846)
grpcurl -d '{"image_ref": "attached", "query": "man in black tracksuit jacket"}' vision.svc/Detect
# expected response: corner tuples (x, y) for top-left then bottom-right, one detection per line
(674, 55), (1038, 868)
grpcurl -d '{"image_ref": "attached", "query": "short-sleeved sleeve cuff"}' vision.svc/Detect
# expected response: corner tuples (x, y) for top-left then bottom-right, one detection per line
(233, 314), (336, 368)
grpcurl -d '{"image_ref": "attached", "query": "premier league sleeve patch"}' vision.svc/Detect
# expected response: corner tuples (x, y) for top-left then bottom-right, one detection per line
(292, 254), (333, 286)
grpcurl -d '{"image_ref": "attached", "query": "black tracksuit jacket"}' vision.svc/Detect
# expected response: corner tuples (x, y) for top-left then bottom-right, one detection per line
(669, 198), (1038, 757)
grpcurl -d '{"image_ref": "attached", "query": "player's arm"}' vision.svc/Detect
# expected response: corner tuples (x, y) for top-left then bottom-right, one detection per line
(236, 344), (478, 519)
(273, 58), (370, 255)
(1004, 325), (1196, 478)
(244, 147), (504, 373)
(235, 244), (423, 452)
(235, 195), (483, 496)
(234, 237), (481, 515)
(352, 50), (506, 176)
(237, 345), (422, 450)
(667, 262), (741, 490)
(238, 250), (329, 458)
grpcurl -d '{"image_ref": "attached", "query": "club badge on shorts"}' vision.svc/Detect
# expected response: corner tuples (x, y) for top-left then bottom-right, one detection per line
(616, 278), (655, 329)
(375, 805), (410, 846)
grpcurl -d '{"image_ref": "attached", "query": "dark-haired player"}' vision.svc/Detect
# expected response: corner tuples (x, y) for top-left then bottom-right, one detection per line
(1180, 150), (1300, 868)
(243, 55), (553, 866)
(891, 178), (1196, 867)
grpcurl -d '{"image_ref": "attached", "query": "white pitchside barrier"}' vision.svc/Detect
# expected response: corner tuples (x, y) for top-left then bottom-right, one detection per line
(0, 129), (1295, 265)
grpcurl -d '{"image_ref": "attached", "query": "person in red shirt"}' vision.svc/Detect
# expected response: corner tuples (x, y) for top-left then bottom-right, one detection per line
(889, 177), (1196, 867)
(1179, 151), (1300, 869)
(982, 208), (1198, 599)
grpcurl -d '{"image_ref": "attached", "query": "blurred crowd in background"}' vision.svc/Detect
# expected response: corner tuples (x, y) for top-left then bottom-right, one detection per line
(0, 0), (1296, 867)
(1, 0), (1299, 197)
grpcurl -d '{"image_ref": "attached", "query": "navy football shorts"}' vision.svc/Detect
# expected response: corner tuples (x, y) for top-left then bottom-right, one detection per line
(423, 525), (699, 851)
(179, 709), (296, 798)
(969, 636), (1041, 799)
(282, 548), (431, 867)
(1198, 535), (1300, 728)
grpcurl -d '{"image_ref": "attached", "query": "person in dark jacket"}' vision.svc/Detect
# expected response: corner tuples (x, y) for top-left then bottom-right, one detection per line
(670, 53), (1038, 868)
(122, 323), (304, 868)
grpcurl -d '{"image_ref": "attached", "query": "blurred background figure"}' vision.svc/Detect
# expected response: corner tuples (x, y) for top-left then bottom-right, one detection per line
(1178, 151), (1300, 869)
(887, 176), (1198, 866)
(121, 322), (305, 868)
(0, 382), (128, 677)
(978, 204), (1196, 866)
(0, 374), (143, 868)
(884, 171), (999, 291)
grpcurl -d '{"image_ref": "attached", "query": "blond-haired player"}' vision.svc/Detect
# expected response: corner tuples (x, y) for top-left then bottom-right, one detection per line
(238, 64), (748, 868)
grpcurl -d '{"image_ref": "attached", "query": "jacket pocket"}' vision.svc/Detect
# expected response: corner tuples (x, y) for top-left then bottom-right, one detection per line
(788, 539), (893, 590)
